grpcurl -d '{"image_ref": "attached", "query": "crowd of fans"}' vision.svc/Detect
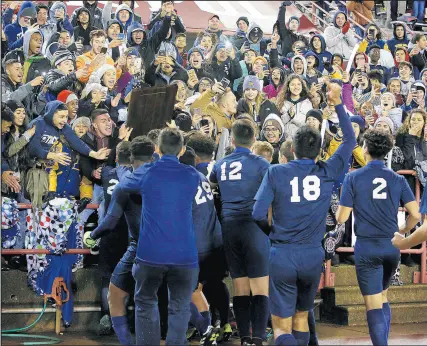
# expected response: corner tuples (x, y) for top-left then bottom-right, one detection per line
(1, 0), (427, 340)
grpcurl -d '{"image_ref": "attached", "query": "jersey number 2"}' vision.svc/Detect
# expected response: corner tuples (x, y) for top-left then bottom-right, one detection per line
(373, 178), (387, 199)
(195, 182), (214, 205)
(220, 162), (242, 181)
(290, 176), (321, 202)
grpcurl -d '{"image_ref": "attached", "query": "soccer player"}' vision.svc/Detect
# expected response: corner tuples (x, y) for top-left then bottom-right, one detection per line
(120, 128), (200, 345)
(252, 82), (356, 346)
(83, 137), (155, 345)
(209, 119), (270, 346)
(336, 129), (420, 346)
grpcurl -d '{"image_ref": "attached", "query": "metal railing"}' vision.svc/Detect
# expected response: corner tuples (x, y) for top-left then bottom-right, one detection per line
(322, 170), (427, 287)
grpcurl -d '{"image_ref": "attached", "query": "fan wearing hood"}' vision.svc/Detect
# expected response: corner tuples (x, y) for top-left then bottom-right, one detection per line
(71, 1), (103, 30)
(310, 34), (332, 71)
(210, 43), (243, 90)
(73, 7), (98, 47)
(186, 47), (215, 82)
(291, 55), (307, 78)
(387, 23), (409, 56)
(420, 68), (427, 85)
(236, 75), (280, 127)
(304, 51), (323, 86)
(47, 2), (73, 35)
(275, 2), (308, 57)
(390, 47), (410, 78)
(148, 1), (186, 43)
(145, 54), (188, 87)
(231, 16), (249, 50)
(241, 22), (268, 57)
(4, 1), (37, 51)
(102, 3), (134, 35)
(324, 11), (357, 60)
(105, 19), (127, 62)
(276, 74), (313, 138)
(260, 114), (285, 164)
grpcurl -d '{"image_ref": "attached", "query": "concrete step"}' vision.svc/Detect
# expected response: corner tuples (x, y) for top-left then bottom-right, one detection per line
(322, 284), (427, 306)
(331, 264), (420, 287)
(321, 302), (427, 326)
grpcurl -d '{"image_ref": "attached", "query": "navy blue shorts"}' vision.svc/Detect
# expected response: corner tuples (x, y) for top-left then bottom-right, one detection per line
(221, 217), (270, 279)
(110, 242), (137, 293)
(269, 244), (324, 318)
(355, 238), (400, 296)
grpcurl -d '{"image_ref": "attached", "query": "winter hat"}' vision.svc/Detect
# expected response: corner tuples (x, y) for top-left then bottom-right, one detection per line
(57, 90), (78, 104)
(5, 100), (25, 112)
(380, 92), (396, 107)
(306, 109), (323, 124)
(53, 49), (74, 67)
(81, 75), (103, 98)
(209, 14), (220, 21)
(72, 116), (91, 130)
(127, 48), (140, 57)
(236, 16), (249, 27)
(20, 2), (37, 18)
(187, 47), (205, 60)
(374, 117), (395, 135)
(263, 118), (282, 133)
(413, 81), (426, 93)
(215, 42), (226, 52)
(350, 115), (365, 129)
(243, 75), (261, 91)
(93, 64), (115, 81)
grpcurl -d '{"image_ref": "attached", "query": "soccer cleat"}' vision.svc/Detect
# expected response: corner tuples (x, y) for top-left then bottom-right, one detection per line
(90, 238), (101, 256)
(97, 314), (113, 335)
(186, 326), (197, 341)
(217, 323), (232, 343)
(200, 325), (219, 346)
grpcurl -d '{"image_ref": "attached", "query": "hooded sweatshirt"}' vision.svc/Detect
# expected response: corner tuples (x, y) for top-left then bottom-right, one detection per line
(73, 7), (97, 47)
(387, 24), (409, 56)
(309, 34), (332, 71)
(291, 55), (307, 77)
(4, 1), (37, 50)
(21, 29), (51, 83)
(28, 101), (91, 160)
(48, 2), (73, 34)
(102, 3), (134, 34)
(324, 11), (357, 60)
(106, 19), (127, 61)
(71, 0), (103, 29)
(304, 51), (323, 85)
(243, 22), (268, 56)
(261, 113), (286, 164)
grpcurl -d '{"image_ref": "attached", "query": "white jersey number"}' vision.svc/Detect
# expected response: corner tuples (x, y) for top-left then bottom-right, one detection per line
(290, 176), (321, 203)
(195, 182), (214, 205)
(220, 162), (242, 181)
(107, 179), (119, 195)
(373, 178), (387, 199)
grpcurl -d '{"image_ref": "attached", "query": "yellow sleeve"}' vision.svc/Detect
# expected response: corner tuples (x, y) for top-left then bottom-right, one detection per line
(190, 90), (216, 114)
(80, 176), (93, 200)
(358, 39), (368, 53)
(327, 135), (342, 158)
(352, 145), (367, 166)
(384, 43), (390, 52)
(48, 164), (59, 193)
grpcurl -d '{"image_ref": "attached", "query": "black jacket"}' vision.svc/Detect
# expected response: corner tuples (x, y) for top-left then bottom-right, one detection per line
(71, 1), (103, 29)
(236, 98), (280, 126)
(411, 50), (427, 75)
(45, 69), (80, 97)
(210, 57), (243, 88)
(145, 62), (189, 87)
(73, 7), (97, 47)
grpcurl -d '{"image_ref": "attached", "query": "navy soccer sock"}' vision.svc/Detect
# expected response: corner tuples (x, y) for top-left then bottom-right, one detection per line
(275, 333), (298, 345)
(292, 330), (310, 346)
(190, 302), (211, 335)
(233, 296), (252, 341)
(251, 295), (269, 343)
(308, 309), (319, 345)
(367, 308), (388, 346)
(111, 315), (132, 345)
(383, 302), (391, 338)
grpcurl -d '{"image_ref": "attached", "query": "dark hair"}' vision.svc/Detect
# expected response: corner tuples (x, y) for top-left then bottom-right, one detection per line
(4, 59), (21, 68)
(231, 119), (255, 147)
(367, 70), (383, 83)
(159, 128), (184, 156)
(186, 133), (216, 161)
(117, 141), (132, 165)
(90, 109), (109, 122)
(363, 129), (393, 160)
(412, 33), (425, 44)
(367, 24), (382, 40)
(90, 30), (107, 41)
(130, 135), (155, 162)
(36, 4), (49, 12)
(179, 146), (196, 167)
(277, 74), (310, 111)
(147, 129), (161, 146)
(55, 103), (69, 113)
(293, 125), (321, 160)
(1, 103), (14, 123)
(398, 61), (413, 71)
(280, 139), (294, 163)
(176, 33), (186, 39)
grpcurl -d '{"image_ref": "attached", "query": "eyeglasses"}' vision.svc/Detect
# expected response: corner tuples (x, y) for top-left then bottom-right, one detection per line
(264, 127), (279, 133)
(22, 16), (32, 22)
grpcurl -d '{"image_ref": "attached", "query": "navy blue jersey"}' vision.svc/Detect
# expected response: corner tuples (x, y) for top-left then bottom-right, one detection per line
(210, 147), (270, 219)
(196, 162), (210, 177)
(253, 104), (356, 246)
(192, 172), (222, 254)
(91, 166), (142, 242)
(101, 166), (120, 209)
(120, 155), (200, 267)
(340, 160), (415, 239)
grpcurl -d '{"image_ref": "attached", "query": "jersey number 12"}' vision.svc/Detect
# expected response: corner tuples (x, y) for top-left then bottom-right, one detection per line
(290, 176), (321, 202)
(220, 162), (242, 181)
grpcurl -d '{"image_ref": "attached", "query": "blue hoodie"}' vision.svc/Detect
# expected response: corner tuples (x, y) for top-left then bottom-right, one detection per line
(115, 3), (134, 33)
(127, 21), (146, 46)
(310, 34), (332, 70)
(28, 101), (91, 160)
(4, 1), (37, 50)
(387, 24), (409, 56)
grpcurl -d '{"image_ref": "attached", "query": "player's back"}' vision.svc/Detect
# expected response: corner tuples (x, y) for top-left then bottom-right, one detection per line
(192, 172), (222, 255)
(341, 161), (414, 239)
(211, 147), (269, 219)
(268, 159), (339, 246)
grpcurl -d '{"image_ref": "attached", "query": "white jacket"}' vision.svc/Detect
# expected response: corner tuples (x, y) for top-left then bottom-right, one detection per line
(280, 98), (313, 139)
(324, 25), (357, 60)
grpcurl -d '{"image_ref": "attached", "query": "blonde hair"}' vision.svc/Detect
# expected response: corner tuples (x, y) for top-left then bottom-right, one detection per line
(244, 90), (265, 118)
(252, 141), (274, 160)
(397, 109), (427, 137)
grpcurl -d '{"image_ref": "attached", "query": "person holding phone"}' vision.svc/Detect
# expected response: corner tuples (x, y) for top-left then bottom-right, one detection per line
(73, 7), (98, 47)
(210, 42), (243, 90)
(324, 11), (356, 60)
(105, 20), (127, 62)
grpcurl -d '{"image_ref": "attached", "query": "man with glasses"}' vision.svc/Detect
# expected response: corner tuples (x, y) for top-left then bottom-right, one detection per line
(4, 1), (37, 50)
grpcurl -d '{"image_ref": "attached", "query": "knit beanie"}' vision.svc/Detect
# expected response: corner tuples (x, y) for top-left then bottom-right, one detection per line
(236, 16), (249, 27)
(262, 118), (283, 135)
(53, 49), (74, 67)
(381, 92), (396, 107)
(72, 116), (91, 130)
(350, 115), (366, 129)
(243, 75), (261, 91)
(5, 100), (25, 112)
(374, 117), (395, 135)
(187, 47), (205, 60)
(306, 109), (323, 124)
(57, 90), (78, 104)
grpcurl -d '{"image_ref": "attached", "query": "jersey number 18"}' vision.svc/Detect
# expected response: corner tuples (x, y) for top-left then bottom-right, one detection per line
(290, 176), (321, 202)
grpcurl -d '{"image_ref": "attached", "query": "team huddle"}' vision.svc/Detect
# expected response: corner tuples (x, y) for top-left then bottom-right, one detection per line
(83, 81), (423, 346)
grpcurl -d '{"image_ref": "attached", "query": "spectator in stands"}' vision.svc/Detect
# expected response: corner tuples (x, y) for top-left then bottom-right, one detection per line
(210, 43), (243, 89)
(260, 114), (285, 164)
(145, 54), (188, 87)
(398, 61), (415, 97)
(232, 16), (249, 50)
(387, 23), (410, 57)
(194, 15), (227, 47)
(102, 2), (134, 35)
(309, 34), (332, 70)
(263, 66), (286, 101)
(187, 47), (214, 81)
(324, 11), (357, 60)
(346, 0), (374, 39)
(105, 19), (127, 62)
(358, 24), (390, 55)
(390, 47), (410, 78)
(71, 1), (103, 30)
(73, 7), (98, 48)
(368, 45), (390, 85)
(4, 1), (36, 51)
(242, 22), (268, 57)
(410, 33), (427, 77)
(57, 90), (79, 125)
(387, 77), (405, 107)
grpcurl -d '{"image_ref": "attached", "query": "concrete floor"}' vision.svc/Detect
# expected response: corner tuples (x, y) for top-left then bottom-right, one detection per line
(3, 322), (427, 345)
